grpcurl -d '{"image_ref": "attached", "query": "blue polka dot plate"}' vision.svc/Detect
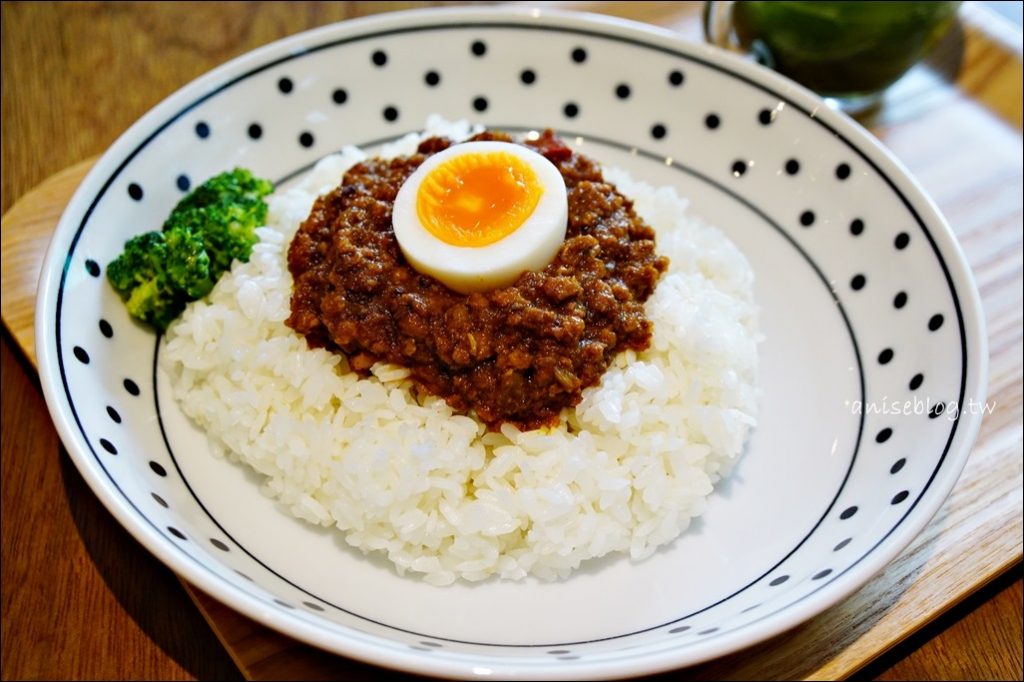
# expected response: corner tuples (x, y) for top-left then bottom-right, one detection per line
(34, 7), (987, 680)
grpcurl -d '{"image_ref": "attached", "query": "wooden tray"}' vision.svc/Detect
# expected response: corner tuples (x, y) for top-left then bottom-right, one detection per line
(2, 4), (1021, 680)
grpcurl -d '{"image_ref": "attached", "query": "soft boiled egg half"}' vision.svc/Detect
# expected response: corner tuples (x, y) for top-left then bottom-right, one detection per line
(391, 140), (568, 294)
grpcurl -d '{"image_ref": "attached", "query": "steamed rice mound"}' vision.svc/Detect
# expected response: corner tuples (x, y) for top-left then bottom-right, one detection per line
(162, 118), (760, 585)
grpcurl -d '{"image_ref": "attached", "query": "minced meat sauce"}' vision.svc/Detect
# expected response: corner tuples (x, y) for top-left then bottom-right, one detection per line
(286, 130), (668, 430)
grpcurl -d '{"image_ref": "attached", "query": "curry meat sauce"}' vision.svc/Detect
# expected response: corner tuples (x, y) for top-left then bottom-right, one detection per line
(286, 131), (668, 430)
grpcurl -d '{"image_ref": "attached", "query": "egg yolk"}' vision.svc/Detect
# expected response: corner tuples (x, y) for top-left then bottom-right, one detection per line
(416, 151), (543, 247)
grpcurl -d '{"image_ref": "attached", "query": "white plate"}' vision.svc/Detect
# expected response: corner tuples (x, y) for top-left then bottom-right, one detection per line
(35, 7), (987, 680)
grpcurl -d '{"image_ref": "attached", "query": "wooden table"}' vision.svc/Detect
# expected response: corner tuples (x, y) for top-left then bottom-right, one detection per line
(2, 2), (1021, 680)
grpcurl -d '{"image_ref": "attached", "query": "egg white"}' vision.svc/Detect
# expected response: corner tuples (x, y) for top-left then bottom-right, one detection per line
(391, 140), (568, 294)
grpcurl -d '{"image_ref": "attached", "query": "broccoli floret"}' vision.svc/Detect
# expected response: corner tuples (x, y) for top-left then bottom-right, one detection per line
(171, 167), (273, 214)
(164, 225), (215, 299)
(107, 168), (273, 332)
(106, 225), (212, 332)
(167, 199), (268, 274)
(164, 168), (273, 274)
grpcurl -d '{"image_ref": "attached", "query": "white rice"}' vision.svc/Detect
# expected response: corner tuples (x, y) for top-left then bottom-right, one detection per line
(162, 116), (760, 585)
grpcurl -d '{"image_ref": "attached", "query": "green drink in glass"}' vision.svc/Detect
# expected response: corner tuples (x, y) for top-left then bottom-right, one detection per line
(705, 1), (960, 111)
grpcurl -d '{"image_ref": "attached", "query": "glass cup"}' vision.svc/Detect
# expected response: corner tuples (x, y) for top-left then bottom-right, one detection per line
(703, 1), (961, 114)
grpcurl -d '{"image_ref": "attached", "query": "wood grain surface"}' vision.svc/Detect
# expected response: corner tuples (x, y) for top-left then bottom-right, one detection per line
(2, 2), (1021, 681)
